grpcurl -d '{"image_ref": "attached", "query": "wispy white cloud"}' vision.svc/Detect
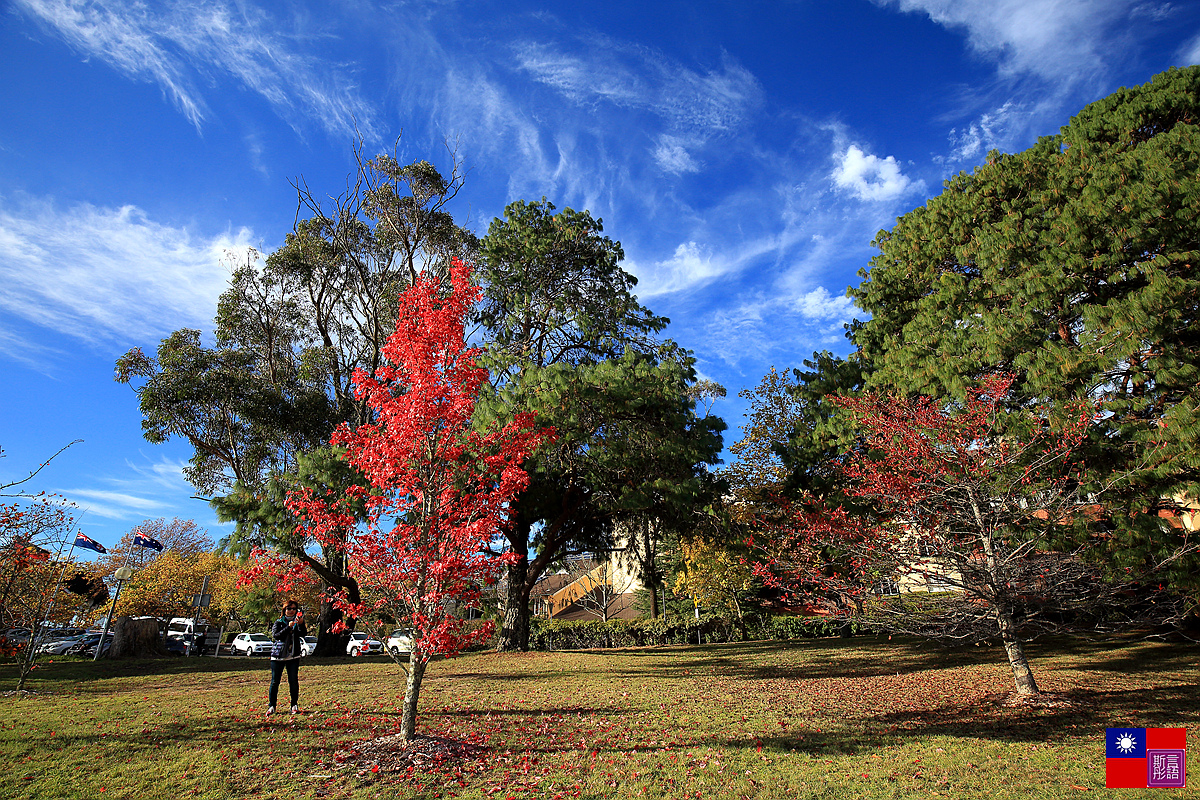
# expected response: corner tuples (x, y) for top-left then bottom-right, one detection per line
(64, 489), (166, 511)
(244, 131), (270, 178)
(1179, 30), (1200, 65)
(876, 0), (1142, 82)
(699, 282), (858, 370)
(14, 0), (376, 138)
(436, 67), (575, 203)
(0, 324), (67, 371)
(941, 100), (1023, 162)
(831, 145), (923, 202)
(653, 135), (702, 175)
(0, 194), (251, 346)
(53, 455), (197, 522)
(631, 242), (725, 299)
(513, 40), (761, 129)
(119, 456), (195, 494)
(511, 38), (761, 174)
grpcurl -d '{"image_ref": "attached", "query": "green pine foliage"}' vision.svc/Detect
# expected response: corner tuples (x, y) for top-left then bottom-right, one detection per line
(850, 66), (1200, 596)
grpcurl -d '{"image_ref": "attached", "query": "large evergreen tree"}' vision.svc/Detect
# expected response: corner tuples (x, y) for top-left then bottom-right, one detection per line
(476, 199), (723, 650)
(850, 66), (1200, 594)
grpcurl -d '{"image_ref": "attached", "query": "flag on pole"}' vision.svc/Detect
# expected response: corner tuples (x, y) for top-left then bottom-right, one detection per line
(1106, 727), (1187, 788)
(21, 543), (51, 560)
(132, 533), (164, 552)
(73, 532), (107, 554)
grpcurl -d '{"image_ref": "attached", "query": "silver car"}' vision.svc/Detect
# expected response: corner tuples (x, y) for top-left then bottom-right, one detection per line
(37, 634), (89, 655)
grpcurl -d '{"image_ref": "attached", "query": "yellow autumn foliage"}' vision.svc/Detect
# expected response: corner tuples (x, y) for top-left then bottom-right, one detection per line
(111, 550), (241, 622)
(673, 536), (755, 617)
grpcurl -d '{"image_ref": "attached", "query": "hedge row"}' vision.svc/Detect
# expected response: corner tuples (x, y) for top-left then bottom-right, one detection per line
(523, 613), (872, 651)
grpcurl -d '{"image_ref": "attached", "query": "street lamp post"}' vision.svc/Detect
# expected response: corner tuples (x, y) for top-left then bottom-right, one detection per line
(94, 566), (133, 661)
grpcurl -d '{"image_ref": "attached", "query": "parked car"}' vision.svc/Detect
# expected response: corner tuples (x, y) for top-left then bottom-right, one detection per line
(230, 633), (273, 656)
(163, 632), (209, 656)
(73, 632), (114, 657)
(164, 618), (219, 654)
(37, 633), (89, 655)
(385, 629), (413, 657)
(300, 636), (318, 656)
(1, 627), (31, 644)
(38, 627), (87, 643)
(346, 632), (382, 656)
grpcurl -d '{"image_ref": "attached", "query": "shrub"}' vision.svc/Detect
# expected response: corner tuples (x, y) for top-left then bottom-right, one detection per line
(523, 612), (871, 650)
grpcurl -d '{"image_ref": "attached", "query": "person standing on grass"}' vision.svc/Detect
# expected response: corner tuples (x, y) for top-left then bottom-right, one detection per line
(267, 599), (307, 716)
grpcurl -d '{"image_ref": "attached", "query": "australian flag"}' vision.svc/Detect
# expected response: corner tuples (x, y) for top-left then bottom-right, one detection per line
(133, 533), (165, 552)
(73, 532), (107, 554)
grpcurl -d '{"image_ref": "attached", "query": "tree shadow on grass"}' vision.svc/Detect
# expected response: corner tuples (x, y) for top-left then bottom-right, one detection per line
(584, 637), (1200, 685)
(718, 681), (1200, 755)
(675, 639), (1005, 681)
(2, 654), (380, 691)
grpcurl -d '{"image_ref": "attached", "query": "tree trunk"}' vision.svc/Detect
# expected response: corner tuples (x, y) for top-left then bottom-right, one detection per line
(399, 656), (428, 740)
(642, 518), (659, 620)
(498, 551), (529, 651)
(731, 596), (748, 641)
(972, 496), (1038, 696)
(313, 550), (359, 657)
(996, 605), (1039, 696)
(109, 616), (167, 659)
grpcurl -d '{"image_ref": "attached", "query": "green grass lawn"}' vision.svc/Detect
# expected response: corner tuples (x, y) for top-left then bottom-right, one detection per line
(2, 636), (1195, 799)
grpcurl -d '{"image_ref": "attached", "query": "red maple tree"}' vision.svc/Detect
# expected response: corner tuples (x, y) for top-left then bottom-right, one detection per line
(762, 375), (1108, 697)
(288, 260), (551, 738)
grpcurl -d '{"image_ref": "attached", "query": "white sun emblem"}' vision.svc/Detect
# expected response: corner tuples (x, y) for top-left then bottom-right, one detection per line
(1115, 733), (1139, 754)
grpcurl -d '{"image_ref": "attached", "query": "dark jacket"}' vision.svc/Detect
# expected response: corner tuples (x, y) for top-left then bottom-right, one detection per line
(270, 616), (308, 660)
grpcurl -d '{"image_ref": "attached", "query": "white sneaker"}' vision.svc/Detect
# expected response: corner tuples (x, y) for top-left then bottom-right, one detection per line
(290, 705), (299, 715)
(266, 705), (275, 717)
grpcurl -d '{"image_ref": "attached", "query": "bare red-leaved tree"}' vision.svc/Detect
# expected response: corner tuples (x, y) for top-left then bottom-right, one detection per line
(760, 375), (1120, 697)
(288, 259), (552, 739)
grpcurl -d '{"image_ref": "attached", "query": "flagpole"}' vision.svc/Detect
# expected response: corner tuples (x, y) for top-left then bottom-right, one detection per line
(94, 549), (133, 662)
(39, 536), (77, 639)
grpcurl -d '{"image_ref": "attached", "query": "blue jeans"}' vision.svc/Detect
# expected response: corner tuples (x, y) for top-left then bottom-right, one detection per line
(268, 658), (299, 708)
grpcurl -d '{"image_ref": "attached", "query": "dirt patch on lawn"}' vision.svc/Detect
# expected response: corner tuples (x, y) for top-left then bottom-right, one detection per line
(335, 733), (486, 775)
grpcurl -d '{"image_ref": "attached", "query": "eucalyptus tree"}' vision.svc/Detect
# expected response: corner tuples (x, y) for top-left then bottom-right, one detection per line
(116, 148), (475, 653)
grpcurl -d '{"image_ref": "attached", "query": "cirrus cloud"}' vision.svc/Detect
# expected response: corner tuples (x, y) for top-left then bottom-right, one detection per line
(14, 0), (376, 138)
(0, 194), (250, 346)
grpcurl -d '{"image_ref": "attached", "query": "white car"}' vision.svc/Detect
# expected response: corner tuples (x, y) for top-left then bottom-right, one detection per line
(346, 632), (382, 656)
(385, 629), (413, 657)
(231, 633), (273, 656)
(300, 636), (318, 656)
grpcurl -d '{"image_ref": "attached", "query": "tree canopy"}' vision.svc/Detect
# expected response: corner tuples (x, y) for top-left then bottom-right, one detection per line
(116, 149), (475, 654)
(289, 260), (548, 740)
(475, 198), (723, 650)
(849, 66), (1200, 590)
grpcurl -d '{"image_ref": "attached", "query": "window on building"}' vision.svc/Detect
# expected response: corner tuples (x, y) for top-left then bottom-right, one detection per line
(874, 578), (900, 597)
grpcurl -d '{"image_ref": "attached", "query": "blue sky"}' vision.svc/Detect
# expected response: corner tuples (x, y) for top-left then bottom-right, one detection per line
(2, 0), (1199, 553)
